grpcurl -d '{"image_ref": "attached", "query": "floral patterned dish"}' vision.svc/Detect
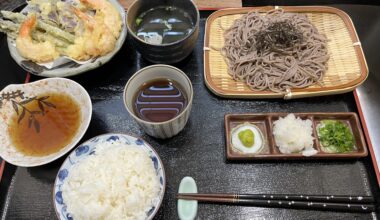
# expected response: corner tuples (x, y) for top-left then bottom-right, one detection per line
(0, 78), (92, 167)
(53, 133), (166, 220)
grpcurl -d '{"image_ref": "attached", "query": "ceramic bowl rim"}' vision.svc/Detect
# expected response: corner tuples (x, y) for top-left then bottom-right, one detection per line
(52, 132), (166, 220)
(0, 78), (92, 167)
(126, 0), (200, 47)
(123, 64), (193, 125)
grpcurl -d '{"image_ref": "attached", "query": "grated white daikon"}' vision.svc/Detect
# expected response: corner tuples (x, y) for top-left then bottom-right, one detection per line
(273, 114), (317, 156)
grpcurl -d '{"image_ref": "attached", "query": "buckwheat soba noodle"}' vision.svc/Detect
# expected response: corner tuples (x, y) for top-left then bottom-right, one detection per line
(218, 9), (329, 93)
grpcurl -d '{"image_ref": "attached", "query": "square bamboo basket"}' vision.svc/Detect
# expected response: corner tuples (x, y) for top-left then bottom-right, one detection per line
(204, 6), (368, 99)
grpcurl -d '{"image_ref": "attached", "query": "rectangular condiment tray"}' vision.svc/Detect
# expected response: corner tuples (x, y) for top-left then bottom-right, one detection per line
(204, 6), (368, 99)
(225, 112), (368, 160)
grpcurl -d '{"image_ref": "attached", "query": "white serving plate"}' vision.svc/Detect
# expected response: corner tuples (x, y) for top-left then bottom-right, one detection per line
(7, 0), (127, 77)
(0, 78), (92, 166)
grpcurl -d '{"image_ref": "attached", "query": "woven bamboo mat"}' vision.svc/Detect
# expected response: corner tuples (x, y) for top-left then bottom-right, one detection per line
(204, 6), (368, 99)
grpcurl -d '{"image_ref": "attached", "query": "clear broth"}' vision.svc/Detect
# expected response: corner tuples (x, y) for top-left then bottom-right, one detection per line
(135, 6), (194, 44)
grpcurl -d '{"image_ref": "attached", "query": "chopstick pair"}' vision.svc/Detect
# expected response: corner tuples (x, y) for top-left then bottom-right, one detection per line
(176, 193), (375, 213)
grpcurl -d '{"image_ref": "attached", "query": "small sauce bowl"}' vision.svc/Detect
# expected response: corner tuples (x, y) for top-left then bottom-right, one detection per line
(123, 64), (193, 139)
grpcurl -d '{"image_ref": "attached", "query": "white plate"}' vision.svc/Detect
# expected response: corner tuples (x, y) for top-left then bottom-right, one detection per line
(7, 0), (127, 77)
(0, 78), (92, 166)
(53, 133), (166, 220)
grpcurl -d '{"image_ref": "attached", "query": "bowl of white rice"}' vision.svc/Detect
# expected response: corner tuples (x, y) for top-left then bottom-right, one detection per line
(53, 133), (165, 220)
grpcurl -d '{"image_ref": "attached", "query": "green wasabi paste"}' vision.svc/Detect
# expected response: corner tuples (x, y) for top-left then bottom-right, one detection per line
(238, 129), (255, 148)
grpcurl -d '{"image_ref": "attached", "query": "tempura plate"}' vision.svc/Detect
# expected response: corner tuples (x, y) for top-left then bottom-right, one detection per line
(7, 0), (127, 77)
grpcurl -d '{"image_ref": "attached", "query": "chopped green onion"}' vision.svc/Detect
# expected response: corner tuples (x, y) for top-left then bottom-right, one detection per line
(318, 120), (355, 153)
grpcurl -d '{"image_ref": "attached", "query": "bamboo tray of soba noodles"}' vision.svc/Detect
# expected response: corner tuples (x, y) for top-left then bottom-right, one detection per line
(204, 6), (368, 99)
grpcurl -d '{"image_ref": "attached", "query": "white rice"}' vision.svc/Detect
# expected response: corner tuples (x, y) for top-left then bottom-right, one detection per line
(61, 142), (160, 220)
(273, 114), (317, 156)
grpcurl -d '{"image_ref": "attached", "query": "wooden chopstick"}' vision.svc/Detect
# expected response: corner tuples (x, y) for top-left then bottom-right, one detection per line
(177, 193), (374, 203)
(176, 194), (375, 213)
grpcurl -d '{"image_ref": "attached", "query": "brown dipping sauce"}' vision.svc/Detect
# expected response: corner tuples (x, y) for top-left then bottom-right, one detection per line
(8, 93), (81, 156)
(133, 79), (187, 122)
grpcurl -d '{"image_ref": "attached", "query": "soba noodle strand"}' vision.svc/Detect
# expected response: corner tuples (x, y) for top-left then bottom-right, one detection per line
(219, 9), (329, 93)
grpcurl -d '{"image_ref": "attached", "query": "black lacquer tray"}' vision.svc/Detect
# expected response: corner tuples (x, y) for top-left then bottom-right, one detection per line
(1, 8), (380, 220)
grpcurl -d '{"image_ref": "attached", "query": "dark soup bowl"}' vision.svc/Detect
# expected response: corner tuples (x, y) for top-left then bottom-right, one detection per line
(127, 0), (200, 64)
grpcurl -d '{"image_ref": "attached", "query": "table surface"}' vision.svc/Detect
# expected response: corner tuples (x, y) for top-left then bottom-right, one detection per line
(1, 2), (380, 220)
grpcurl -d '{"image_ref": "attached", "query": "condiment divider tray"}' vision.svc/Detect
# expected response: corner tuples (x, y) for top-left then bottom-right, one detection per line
(225, 113), (368, 160)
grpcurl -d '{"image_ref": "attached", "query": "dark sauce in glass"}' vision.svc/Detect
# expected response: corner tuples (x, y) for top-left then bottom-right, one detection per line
(133, 79), (187, 122)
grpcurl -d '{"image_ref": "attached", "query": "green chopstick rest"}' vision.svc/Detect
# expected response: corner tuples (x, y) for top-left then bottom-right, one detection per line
(178, 176), (198, 220)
